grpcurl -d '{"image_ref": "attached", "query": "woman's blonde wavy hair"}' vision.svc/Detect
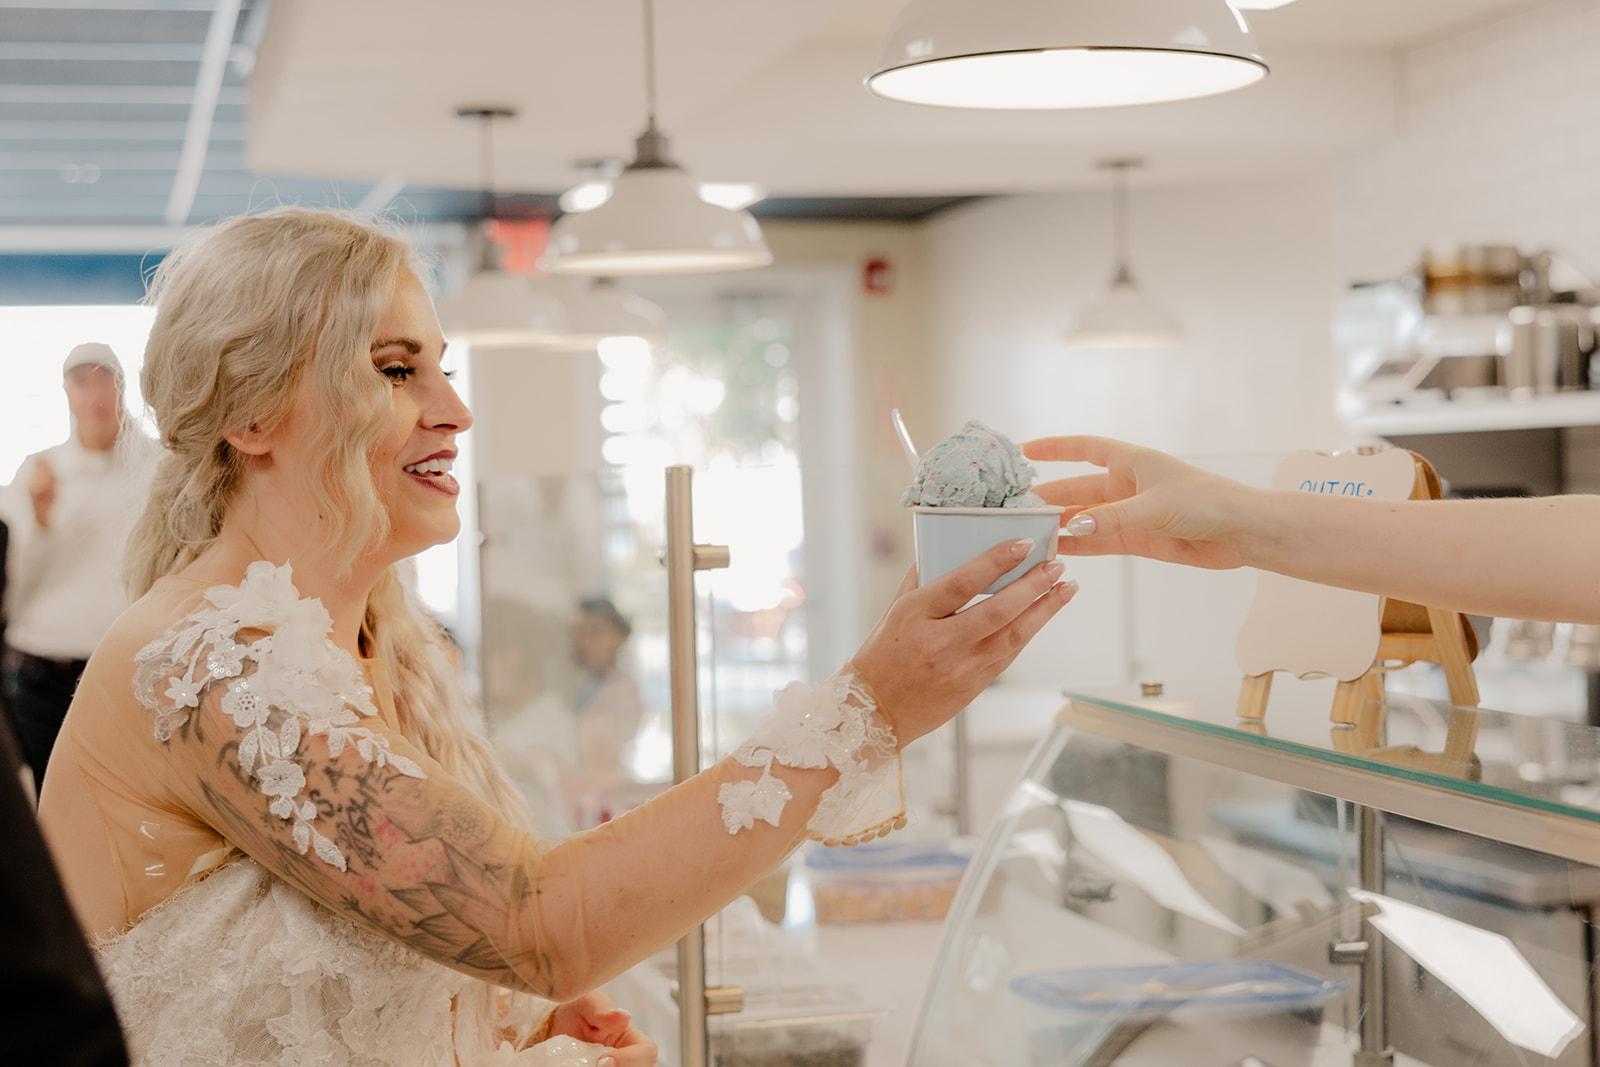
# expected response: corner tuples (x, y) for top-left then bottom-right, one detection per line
(125, 206), (530, 826)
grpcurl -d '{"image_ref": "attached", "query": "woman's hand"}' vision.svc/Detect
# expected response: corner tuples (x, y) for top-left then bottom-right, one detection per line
(851, 539), (1076, 746)
(1023, 435), (1252, 571)
(545, 990), (656, 1066)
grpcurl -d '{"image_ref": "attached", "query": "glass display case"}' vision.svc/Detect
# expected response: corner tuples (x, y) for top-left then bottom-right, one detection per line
(907, 678), (1600, 1066)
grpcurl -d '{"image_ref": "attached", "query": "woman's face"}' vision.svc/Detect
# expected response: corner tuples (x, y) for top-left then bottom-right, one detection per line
(366, 269), (473, 558)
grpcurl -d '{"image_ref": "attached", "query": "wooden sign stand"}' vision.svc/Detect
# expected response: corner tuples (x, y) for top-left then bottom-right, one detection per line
(1236, 450), (1480, 726)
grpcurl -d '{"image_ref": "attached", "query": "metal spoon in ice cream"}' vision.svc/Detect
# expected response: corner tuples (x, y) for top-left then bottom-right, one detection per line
(891, 407), (920, 476)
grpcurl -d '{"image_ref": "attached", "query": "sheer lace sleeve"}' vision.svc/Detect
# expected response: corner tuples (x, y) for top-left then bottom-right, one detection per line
(718, 665), (905, 847)
(134, 561), (425, 872)
(130, 561), (905, 1003)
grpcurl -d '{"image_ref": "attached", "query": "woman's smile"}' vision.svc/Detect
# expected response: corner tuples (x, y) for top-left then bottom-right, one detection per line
(401, 450), (459, 496)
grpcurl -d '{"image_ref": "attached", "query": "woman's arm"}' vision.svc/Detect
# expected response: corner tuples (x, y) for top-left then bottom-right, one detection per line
(153, 540), (1072, 1001)
(1025, 434), (1600, 624)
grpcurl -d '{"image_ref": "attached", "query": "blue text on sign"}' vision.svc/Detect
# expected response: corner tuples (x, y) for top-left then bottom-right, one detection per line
(1299, 480), (1373, 496)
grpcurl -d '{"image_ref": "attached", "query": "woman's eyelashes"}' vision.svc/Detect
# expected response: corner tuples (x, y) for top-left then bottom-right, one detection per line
(378, 360), (416, 384)
(376, 359), (455, 385)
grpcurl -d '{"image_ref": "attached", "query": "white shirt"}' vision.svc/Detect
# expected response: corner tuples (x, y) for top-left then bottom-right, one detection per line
(0, 431), (157, 660)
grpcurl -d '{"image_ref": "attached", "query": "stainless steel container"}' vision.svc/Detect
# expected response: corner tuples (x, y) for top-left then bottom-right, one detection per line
(1504, 305), (1596, 394)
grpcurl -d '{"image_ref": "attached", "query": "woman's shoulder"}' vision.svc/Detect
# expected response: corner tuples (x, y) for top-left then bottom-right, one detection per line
(123, 562), (327, 650)
(116, 562), (347, 723)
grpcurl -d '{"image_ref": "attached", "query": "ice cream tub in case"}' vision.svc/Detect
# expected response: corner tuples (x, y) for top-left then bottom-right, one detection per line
(912, 505), (1064, 594)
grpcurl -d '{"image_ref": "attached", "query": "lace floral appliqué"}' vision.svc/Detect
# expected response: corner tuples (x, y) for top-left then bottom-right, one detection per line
(133, 561), (424, 871)
(718, 666), (906, 847)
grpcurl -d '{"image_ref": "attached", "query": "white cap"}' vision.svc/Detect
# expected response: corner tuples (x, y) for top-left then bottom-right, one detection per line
(63, 342), (121, 375)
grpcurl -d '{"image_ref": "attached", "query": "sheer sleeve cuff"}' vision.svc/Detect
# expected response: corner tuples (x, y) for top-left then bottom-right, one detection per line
(717, 664), (906, 847)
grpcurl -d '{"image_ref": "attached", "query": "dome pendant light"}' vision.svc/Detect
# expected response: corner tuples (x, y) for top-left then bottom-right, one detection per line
(560, 277), (669, 350)
(1066, 159), (1183, 349)
(545, 0), (772, 275)
(437, 107), (571, 349)
(867, 0), (1268, 110)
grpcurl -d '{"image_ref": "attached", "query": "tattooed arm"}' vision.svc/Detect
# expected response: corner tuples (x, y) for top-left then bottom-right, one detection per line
(162, 680), (837, 999)
(150, 542), (1068, 999)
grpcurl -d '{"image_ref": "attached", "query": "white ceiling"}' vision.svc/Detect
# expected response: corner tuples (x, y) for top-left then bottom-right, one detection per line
(0, 0), (1560, 238)
(247, 0), (1555, 203)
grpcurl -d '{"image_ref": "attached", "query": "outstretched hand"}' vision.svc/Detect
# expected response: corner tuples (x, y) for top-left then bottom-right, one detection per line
(546, 990), (656, 1066)
(851, 539), (1076, 747)
(1022, 435), (1251, 571)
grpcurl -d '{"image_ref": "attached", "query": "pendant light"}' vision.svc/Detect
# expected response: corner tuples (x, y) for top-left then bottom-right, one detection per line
(1065, 158), (1183, 349)
(544, 0), (772, 275)
(558, 277), (669, 350)
(437, 106), (571, 349)
(866, 0), (1268, 110)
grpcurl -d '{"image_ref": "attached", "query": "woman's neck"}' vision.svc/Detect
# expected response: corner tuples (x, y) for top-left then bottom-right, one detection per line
(191, 522), (385, 658)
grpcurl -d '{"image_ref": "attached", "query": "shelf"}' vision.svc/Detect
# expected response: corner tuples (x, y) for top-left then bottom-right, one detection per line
(1059, 679), (1600, 867)
(1343, 391), (1600, 436)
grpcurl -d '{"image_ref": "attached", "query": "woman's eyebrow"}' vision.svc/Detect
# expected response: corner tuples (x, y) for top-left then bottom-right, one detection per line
(370, 336), (422, 354)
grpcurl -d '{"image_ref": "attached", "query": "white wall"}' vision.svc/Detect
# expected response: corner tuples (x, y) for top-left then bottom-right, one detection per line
(924, 175), (1343, 689)
(1334, 0), (1600, 287)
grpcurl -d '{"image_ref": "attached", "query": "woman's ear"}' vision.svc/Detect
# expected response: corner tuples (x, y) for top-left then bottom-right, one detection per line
(223, 421), (272, 456)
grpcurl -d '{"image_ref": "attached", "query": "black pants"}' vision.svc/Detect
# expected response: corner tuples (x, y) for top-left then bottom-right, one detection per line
(1, 644), (88, 798)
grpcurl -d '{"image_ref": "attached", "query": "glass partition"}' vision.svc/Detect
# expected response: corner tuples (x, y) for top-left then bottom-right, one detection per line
(908, 684), (1600, 1067)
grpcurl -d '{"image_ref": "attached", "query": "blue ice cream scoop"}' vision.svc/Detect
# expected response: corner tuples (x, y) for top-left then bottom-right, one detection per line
(901, 420), (1046, 508)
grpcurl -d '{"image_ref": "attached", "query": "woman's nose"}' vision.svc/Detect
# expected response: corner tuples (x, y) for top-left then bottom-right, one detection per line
(426, 377), (473, 433)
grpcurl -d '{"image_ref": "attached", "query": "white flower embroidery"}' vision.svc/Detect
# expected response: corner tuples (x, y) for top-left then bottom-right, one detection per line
(717, 774), (793, 833)
(164, 675), (202, 709)
(258, 759), (306, 800)
(133, 561), (426, 872)
(718, 668), (905, 846)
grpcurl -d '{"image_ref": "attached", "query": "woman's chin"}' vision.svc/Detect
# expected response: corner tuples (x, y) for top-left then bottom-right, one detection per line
(384, 519), (461, 563)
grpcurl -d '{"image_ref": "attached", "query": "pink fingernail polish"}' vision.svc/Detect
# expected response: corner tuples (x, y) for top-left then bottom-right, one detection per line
(1012, 537), (1035, 559)
(1065, 514), (1096, 536)
(599, 1057), (616, 1067)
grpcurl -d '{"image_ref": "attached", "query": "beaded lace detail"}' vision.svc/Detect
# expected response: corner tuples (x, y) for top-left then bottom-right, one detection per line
(718, 666), (906, 847)
(132, 561), (425, 871)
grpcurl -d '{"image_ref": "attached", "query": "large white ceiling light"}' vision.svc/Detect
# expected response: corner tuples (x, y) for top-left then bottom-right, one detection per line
(1065, 158), (1183, 349)
(866, 0), (1268, 110)
(436, 107), (570, 349)
(545, 0), (772, 275)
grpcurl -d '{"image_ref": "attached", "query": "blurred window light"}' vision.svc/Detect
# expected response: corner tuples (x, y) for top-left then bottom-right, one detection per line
(597, 334), (654, 370)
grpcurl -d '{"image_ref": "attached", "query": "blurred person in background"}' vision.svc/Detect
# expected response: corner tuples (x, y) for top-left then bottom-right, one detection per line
(0, 343), (156, 795)
(567, 597), (647, 827)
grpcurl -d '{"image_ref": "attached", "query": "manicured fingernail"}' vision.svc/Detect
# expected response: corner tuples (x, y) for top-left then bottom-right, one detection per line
(1011, 538), (1035, 559)
(1045, 561), (1064, 581)
(599, 1058), (617, 1067)
(1065, 513), (1096, 536)
(1058, 579), (1079, 598)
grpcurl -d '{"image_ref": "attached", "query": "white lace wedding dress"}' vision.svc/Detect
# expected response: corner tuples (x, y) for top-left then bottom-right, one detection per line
(94, 855), (563, 1066)
(41, 562), (904, 1066)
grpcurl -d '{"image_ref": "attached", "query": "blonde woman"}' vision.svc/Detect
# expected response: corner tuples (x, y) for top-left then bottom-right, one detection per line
(37, 208), (1076, 1066)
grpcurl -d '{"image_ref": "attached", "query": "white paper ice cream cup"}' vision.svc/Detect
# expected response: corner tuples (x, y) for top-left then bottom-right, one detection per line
(911, 505), (1065, 594)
